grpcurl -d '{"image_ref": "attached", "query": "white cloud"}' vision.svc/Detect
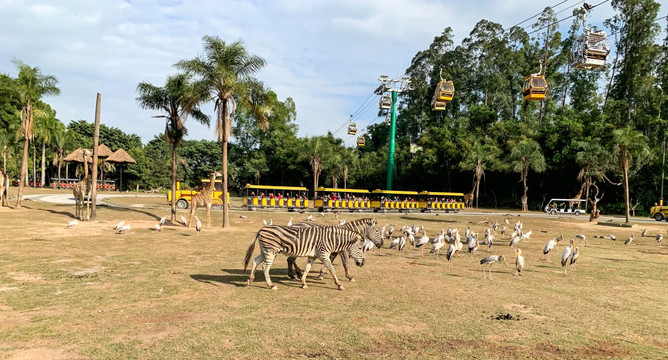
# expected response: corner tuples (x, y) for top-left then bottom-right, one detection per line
(0, 0), (642, 147)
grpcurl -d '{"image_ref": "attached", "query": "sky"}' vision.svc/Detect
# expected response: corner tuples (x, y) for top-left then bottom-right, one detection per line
(0, 0), (626, 147)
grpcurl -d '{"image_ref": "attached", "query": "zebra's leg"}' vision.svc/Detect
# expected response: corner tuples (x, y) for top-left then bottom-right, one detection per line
(319, 253), (343, 290)
(317, 252), (339, 280)
(262, 252), (278, 290)
(301, 257), (316, 289)
(287, 257), (302, 281)
(339, 251), (354, 282)
(248, 253), (264, 285)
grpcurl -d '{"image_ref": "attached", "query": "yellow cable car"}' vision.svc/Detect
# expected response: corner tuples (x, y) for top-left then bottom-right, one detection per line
(434, 80), (454, 102)
(357, 136), (366, 147)
(521, 75), (548, 101)
(348, 123), (357, 135)
(379, 94), (392, 110)
(571, 29), (610, 70)
(431, 98), (446, 111)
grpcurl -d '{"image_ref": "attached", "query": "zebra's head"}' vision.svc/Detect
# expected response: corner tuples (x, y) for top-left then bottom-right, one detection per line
(349, 235), (366, 267)
(362, 218), (383, 249)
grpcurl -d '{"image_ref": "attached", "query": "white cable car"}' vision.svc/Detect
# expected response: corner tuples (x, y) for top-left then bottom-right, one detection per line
(357, 136), (366, 147)
(348, 123), (357, 135)
(571, 28), (610, 70)
(379, 94), (392, 110)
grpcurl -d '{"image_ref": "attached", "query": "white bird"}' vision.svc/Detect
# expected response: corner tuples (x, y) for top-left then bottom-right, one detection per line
(180, 215), (187, 227)
(306, 215), (313, 221)
(398, 236), (407, 253)
(657, 233), (663, 246)
(195, 216), (202, 233)
(509, 236), (521, 248)
(339, 218), (346, 225)
(492, 221), (498, 232)
(287, 217), (293, 226)
(239, 215), (247, 219)
(113, 220), (125, 230)
(484, 228), (491, 238)
(480, 255), (507, 280)
(514, 248), (525, 276)
(406, 232), (415, 247)
(575, 234), (587, 246)
(67, 219), (78, 228)
(388, 224), (396, 237)
(430, 238), (445, 258)
(521, 230), (532, 240)
(543, 238), (557, 262)
(569, 246), (580, 270)
(464, 226), (471, 238)
(608, 234), (616, 243)
(455, 235), (464, 252)
(117, 224), (131, 234)
(153, 223), (161, 232)
(416, 231), (430, 256)
(389, 237), (402, 250)
(320, 212), (325, 217)
(445, 241), (458, 269)
(555, 234), (564, 243)
(501, 225), (507, 235)
(625, 235), (633, 245)
(505, 218), (510, 225)
(433, 229), (445, 244)
(562, 239), (575, 275)
(641, 228), (647, 238)
(467, 236), (480, 255)
(262, 219), (272, 226)
(486, 234), (494, 251)
(363, 239), (375, 252)
(159, 217), (165, 226)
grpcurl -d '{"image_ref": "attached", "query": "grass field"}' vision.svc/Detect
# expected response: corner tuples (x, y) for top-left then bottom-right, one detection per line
(1, 188), (667, 359)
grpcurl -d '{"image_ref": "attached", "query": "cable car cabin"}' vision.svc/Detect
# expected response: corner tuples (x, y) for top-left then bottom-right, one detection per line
(571, 29), (610, 70)
(379, 94), (392, 110)
(434, 80), (454, 102)
(314, 187), (370, 212)
(242, 184), (309, 211)
(167, 179), (230, 210)
(418, 191), (465, 213)
(347, 123), (357, 135)
(431, 97), (446, 111)
(522, 75), (548, 101)
(370, 189), (419, 213)
(357, 137), (366, 147)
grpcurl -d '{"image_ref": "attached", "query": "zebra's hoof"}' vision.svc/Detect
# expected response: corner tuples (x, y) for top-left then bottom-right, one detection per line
(348, 278), (356, 282)
(337, 285), (345, 290)
(301, 284), (308, 289)
(247, 279), (252, 285)
(270, 285), (278, 290)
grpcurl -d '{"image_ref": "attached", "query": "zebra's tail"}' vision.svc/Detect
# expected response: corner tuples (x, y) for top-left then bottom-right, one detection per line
(244, 232), (260, 273)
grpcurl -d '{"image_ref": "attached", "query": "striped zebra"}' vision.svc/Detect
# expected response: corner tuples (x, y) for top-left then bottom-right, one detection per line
(287, 218), (383, 281)
(244, 225), (367, 290)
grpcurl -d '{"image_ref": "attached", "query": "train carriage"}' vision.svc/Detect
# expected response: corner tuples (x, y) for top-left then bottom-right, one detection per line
(370, 189), (419, 212)
(418, 191), (465, 212)
(314, 187), (370, 212)
(243, 184), (309, 212)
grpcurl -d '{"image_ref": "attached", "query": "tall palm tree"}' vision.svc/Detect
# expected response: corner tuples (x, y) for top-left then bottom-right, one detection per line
(33, 108), (60, 188)
(459, 141), (500, 208)
(176, 36), (270, 228)
(509, 140), (546, 211)
(613, 127), (651, 224)
(136, 73), (209, 222)
(11, 60), (60, 208)
(51, 128), (68, 187)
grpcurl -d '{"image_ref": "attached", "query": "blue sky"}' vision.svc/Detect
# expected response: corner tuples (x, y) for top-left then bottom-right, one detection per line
(0, 0), (622, 147)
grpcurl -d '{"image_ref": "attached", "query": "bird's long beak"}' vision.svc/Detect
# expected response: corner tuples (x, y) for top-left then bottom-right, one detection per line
(503, 258), (508, 267)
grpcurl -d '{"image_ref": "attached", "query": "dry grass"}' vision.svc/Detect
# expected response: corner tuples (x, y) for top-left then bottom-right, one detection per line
(0, 188), (667, 359)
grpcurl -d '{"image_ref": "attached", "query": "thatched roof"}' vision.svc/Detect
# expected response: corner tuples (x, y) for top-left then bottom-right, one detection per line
(106, 148), (136, 164)
(64, 144), (114, 163)
(97, 144), (114, 157)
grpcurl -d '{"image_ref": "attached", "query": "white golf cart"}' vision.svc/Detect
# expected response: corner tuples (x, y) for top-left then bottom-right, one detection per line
(544, 198), (587, 216)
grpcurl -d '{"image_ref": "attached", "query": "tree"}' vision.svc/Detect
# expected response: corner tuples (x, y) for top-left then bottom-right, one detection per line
(613, 127), (651, 224)
(509, 140), (546, 211)
(136, 73), (209, 222)
(459, 141), (501, 208)
(10, 60), (60, 208)
(33, 106), (61, 187)
(177, 36), (270, 228)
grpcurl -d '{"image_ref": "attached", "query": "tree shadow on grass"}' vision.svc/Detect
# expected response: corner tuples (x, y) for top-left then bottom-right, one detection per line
(397, 215), (458, 224)
(22, 204), (75, 218)
(23, 202), (162, 221)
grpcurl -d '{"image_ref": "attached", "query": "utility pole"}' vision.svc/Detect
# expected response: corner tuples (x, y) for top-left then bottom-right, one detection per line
(376, 75), (412, 190)
(90, 93), (101, 220)
(662, 137), (666, 200)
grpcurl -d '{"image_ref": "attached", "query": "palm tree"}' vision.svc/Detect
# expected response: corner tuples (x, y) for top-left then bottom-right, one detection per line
(459, 141), (500, 208)
(176, 36), (270, 228)
(309, 137), (325, 194)
(51, 128), (68, 187)
(613, 127), (651, 224)
(136, 73), (209, 222)
(11, 60), (60, 208)
(573, 140), (617, 209)
(509, 140), (546, 211)
(33, 107), (60, 188)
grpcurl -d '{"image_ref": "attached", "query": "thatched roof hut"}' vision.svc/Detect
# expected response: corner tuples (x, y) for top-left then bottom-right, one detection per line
(106, 149), (136, 164)
(64, 144), (114, 163)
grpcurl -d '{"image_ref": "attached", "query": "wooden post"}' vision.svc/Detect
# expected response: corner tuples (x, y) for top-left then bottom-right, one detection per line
(90, 93), (101, 220)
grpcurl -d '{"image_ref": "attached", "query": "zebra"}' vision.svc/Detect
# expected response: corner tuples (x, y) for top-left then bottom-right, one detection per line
(244, 225), (367, 290)
(286, 218), (383, 281)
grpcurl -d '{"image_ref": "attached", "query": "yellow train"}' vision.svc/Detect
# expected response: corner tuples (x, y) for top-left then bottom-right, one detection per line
(242, 184), (310, 211)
